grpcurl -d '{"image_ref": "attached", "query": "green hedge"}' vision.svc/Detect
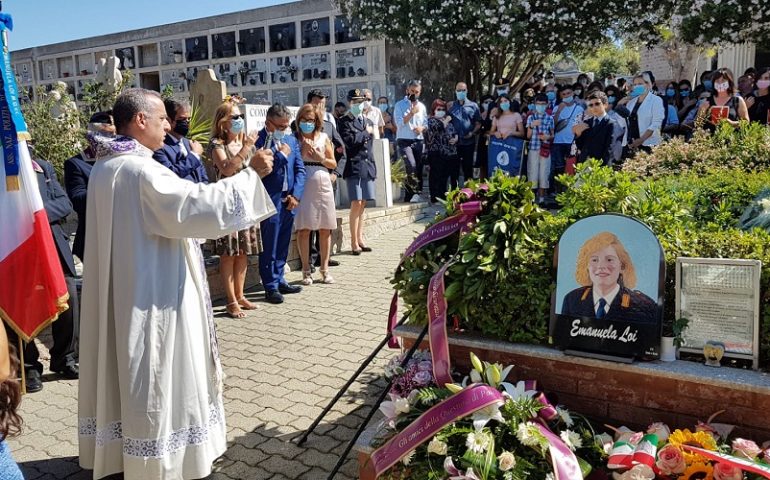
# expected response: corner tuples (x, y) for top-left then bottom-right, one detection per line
(393, 160), (770, 370)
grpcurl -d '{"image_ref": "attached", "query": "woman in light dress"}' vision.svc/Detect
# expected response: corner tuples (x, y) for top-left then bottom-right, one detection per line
(293, 104), (338, 285)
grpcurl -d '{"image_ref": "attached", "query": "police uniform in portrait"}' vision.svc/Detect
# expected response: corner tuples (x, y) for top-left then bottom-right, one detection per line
(561, 284), (658, 324)
(4, 157), (80, 392)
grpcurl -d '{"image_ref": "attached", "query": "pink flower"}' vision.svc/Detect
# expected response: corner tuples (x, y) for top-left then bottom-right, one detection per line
(655, 445), (686, 475)
(713, 462), (743, 480)
(732, 438), (762, 460)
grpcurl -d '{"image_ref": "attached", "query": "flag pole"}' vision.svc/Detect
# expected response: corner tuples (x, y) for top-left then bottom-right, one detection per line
(17, 336), (26, 395)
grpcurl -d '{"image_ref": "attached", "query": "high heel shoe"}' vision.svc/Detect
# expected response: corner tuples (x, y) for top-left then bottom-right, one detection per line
(320, 270), (335, 284)
(302, 270), (314, 285)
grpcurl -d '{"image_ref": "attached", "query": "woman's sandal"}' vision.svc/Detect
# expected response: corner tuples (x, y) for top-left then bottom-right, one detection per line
(238, 296), (259, 310)
(302, 270), (314, 285)
(320, 270), (335, 284)
(226, 302), (246, 319)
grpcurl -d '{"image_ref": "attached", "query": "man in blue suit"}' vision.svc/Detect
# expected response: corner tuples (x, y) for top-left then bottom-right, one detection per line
(255, 103), (306, 304)
(153, 98), (209, 183)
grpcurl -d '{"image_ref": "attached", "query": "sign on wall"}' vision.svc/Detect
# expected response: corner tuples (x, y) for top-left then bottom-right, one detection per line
(551, 214), (665, 361)
(676, 258), (761, 369)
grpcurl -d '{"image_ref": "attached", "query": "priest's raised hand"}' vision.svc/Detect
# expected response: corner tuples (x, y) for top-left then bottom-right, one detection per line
(250, 147), (274, 178)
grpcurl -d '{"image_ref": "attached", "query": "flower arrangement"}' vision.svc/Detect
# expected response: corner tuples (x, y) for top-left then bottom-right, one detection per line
(375, 352), (606, 480)
(603, 414), (770, 480)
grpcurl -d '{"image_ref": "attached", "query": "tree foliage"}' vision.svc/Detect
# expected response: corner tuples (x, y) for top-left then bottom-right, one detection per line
(576, 41), (640, 79)
(22, 82), (83, 177)
(337, 0), (655, 96)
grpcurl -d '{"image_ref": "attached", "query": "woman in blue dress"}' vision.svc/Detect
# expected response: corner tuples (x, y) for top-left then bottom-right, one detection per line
(0, 325), (23, 479)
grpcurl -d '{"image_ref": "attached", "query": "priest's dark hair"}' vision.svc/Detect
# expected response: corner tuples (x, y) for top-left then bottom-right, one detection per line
(113, 88), (162, 133)
(266, 103), (291, 121)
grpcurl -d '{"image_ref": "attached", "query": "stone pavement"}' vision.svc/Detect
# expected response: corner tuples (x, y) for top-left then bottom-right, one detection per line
(8, 220), (429, 480)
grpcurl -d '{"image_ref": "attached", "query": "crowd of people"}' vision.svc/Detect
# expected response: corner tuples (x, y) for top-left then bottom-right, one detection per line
(365, 66), (770, 207)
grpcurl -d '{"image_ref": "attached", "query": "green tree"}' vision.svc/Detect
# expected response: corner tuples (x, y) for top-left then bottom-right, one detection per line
(337, 0), (661, 96)
(575, 41), (640, 80)
(22, 82), (84, 177)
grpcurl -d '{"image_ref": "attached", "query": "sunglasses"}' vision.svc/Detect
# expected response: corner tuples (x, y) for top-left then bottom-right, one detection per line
(231, 114), (244, 120)
(587, 102), (603, 107)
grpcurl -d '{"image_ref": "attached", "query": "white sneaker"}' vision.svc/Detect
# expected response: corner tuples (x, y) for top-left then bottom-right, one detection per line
(410, 194), (422, 203)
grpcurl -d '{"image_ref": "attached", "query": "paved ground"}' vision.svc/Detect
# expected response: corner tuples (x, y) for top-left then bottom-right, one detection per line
(8, 221), (427, 480)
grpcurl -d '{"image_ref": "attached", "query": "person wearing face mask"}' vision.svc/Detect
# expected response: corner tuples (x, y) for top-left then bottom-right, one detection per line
(697, 68), (750, 129)
(544, 84), (558, 112)
(153, 98), (209, 183)
(603, 86), (628, 165)
(525, 94), (554, 204)
(425, 98), (460, 203)
(616, 72), (665, 156)
(494, 77), (511, 100)
(577, 73), (590, 90)
(293, 104), (338, 285)
(362, 88), (385, 139)
(338, 89), (377, 255)
(661, 82), (681, 135)
(550, 85), (584, 190)
(489, 94), (524, 140)
(393, 79), (428, 202)
(208, 100), (263, 316)
(700, 70), (714, 93)
(378, 96), (397, 146)
(737, 74), (756, 99)
(748, 67), (770, 125)
(255, 103), (307, 304)
(448, 81), (482, 184)
(572, 82), (586, 105)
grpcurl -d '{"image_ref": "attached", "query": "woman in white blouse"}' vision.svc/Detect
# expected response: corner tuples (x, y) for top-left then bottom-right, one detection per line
(617, 72), (665, 155)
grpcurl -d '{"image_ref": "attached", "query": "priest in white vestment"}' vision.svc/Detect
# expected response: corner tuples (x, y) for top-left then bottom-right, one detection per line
(78, 89), (276, 480)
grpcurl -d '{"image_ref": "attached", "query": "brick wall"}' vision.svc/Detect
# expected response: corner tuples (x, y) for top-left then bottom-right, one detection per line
(401, 334), (770, 441)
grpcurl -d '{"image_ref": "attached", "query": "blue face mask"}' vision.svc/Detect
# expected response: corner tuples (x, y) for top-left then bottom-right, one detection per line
(535, 104), (546, 114)
(378, 103), (388, 112)
(456, 91), (467, 101)
(562, 95), (574, 104)
(497, 88), (508, 97)
(350, 103), (363, 116)
(704, 80), (713, 90)
(666, 88), (676, 97)
(527, 103), (535, 111)
(630, 85), (646, 97)
(231, 118), (245, 134)
(546, 91), (557, 102)
(680, 89), (690, 98)
(272, 128), (286, 141)
(608, 95), (617, 104)
(499, 102), (510, 111)
(299, 121), (315, 134)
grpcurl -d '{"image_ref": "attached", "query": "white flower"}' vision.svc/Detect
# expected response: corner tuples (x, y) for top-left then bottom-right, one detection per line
(759, 198), (770, 212)
(501, 380), (537, 401)
(394, 396), (410, 414)
(402, 449), (415, 465)
(545, 474), (555, 480)
(471, 402), (505, 431)
(516, 422), (542, 448)
(560, 429), (583, 451)
(427, 437), (448, 455)
(556, 407), (574, 427)
(497, 451), (516, 471)
(466, 431), (493, 454)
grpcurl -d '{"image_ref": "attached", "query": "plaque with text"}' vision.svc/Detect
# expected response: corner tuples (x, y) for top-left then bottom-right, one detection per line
(676, 258), (760, 369)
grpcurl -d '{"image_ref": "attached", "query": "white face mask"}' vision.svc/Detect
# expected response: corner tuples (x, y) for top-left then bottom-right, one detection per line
(363, 100), (372, 110)
(435, 110), (446, 118)
(714, 82), (730, 92)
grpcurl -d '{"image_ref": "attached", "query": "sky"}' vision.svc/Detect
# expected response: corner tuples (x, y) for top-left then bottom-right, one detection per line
(5, 0), (294, 51)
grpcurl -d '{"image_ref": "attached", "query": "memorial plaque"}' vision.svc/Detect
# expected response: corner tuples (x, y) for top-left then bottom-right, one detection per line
(676, 258), (760, 369)
(551, 214), (665, 361)
(335, 48), (367, 79)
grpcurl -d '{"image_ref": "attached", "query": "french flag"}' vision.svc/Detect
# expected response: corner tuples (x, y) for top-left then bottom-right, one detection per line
(0, 140), (68, 341)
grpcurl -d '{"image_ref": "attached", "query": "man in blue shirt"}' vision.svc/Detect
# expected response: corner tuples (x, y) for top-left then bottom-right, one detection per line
(448, 81), (482, 183)
(393, 79), (428, 203)
(550, 85), (584, 194)
(153, 99), (209, 183)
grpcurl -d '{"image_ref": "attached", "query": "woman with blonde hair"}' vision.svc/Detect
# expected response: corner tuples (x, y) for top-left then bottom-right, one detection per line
(561, 232), (657, 323)
(293, 104), (337, 285)
(208, 100), (260, 318)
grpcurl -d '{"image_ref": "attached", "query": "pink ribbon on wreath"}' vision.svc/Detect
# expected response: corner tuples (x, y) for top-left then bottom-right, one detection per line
(370, 384), (505, 478)
(387, 190), (484, 348)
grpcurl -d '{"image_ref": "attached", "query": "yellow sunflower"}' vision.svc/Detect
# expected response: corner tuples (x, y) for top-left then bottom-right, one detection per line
(668, 429), (718, 464)
(682, 461), (714, 480)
